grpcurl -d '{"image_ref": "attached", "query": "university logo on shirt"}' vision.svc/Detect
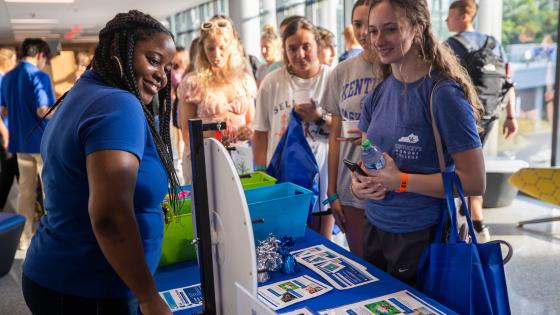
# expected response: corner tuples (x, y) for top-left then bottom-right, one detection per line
(394, 133), (421, 161)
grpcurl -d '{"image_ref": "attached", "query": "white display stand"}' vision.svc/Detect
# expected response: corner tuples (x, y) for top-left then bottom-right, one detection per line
(203, 138), (257, 314)
(235, 282), (276, 315)
(188, 118), (257, 315)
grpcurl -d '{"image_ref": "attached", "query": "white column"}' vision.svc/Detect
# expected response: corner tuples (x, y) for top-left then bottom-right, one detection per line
(327, 0), (338, 34)
(262, 0), (277, 28)
(477, 0), (503, 41)
(229, 0), (261, 58)
(344, 0), (353, 27)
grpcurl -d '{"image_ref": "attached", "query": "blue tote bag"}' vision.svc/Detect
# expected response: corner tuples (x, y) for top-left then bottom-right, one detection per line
(417, 81), (512, 315)
(417, 172), (511, 315)
(266, 110), (319, 219)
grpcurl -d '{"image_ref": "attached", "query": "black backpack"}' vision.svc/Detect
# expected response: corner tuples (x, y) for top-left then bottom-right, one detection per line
(449, 34), (513, 119)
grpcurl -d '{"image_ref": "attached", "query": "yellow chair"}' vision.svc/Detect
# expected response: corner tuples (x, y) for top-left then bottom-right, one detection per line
(508, 167), (560, 227)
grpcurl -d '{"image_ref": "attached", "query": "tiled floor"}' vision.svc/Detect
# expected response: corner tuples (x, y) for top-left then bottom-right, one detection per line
(1, 194), (559, 315)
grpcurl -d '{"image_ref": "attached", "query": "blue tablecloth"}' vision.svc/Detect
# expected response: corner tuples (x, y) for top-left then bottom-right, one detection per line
(154, 228), (456, 314)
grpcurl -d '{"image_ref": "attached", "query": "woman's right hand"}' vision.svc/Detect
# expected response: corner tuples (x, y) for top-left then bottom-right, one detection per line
(351, 171), (386, 201)
(139, 295), (172, 315)
(331, 199), (347, 233)
(336, 127), (361, 146)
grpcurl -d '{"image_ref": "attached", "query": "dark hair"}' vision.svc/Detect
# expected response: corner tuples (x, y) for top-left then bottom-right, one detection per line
(282, 18), (320, 65)
(279, 15), (305, 37)
(351, 0), (373, 19)
(368, 0), (482, 123)
(449, 0), (478, 21)
(21, 38), (51, 58)
(46, 10), (182, 213)
(185, 37), (199, 75)
(317, 27), (335, 48)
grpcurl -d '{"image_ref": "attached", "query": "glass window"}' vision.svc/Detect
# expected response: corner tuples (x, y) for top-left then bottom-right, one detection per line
(430, 0), (559, 167)
(500, 0), (559, 166)
(168, 0), (227, 48)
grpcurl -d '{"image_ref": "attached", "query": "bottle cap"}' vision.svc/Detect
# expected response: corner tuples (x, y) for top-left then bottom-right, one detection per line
(361, 139), (371, 149)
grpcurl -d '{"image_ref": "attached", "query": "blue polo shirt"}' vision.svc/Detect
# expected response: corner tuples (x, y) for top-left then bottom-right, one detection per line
(0, 73), (6, 126)
(23, 70), (168, 299)
(0, 61), (54, 153)
(358, 74), (481, 233)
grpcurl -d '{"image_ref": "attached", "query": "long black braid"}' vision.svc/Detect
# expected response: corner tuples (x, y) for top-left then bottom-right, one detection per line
(45, 10), (182, 215)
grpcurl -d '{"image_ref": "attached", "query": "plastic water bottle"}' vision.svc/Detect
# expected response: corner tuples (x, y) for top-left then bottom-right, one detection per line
(361, 139), (385, 171)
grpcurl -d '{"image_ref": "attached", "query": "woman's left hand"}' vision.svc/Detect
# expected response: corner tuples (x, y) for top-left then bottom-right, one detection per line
(365, 153), (402, 191)
(294, 101), (320, 124)
(236, 125), (254, 141)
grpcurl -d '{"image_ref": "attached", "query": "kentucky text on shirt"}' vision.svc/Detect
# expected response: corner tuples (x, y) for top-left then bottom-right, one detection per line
(340, 77), (375, 102)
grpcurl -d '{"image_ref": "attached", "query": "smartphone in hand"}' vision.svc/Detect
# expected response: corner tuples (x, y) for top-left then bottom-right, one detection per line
(343, 159), (368, 176)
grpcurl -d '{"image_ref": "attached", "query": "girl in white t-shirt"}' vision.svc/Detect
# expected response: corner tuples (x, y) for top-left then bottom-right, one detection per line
(253, 18), (334, 239)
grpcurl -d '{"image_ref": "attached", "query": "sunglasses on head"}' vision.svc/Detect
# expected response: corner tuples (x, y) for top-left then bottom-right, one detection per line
(201, 20), (229, 31)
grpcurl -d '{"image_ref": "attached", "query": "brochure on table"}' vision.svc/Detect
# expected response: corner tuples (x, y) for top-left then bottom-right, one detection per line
(291, 245), (378, 290)
(281, 307), (319, 315)
(258, 275), (333, 310)
(319, 290), (446, 315)
(159, 283), (203, 312)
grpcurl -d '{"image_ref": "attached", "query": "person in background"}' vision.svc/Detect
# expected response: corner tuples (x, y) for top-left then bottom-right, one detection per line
(339, 25), (363, 63)
(446, 0), (518, 242)
(171, 46), (188, 179)
(184, 38), (200, 76)
(253, 18), (334, 239)
(255, 24), (282, 87)
(323, 0), (378, 258)
(75, 51), (93, 82)
(21, 10), (179, 314)
(0, 46), (18, 212)
(317, 27), (337, 66)
(178, 19), (256, 183)
(0, 38), (54, 250)
(210, 14), (262, 80)
(266, 15), (306, 76)
(353, 0), (485, 285)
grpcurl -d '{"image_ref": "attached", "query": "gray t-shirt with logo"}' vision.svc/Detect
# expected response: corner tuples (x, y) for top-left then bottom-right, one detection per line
(322, 54), (378, 209)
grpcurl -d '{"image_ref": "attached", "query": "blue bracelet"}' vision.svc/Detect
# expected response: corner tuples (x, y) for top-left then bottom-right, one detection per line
(255, 165), (267, 171)
(322, 193), (339, 206)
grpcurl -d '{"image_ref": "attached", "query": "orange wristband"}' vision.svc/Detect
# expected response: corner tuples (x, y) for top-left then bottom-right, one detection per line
(396, 172), (409, 193)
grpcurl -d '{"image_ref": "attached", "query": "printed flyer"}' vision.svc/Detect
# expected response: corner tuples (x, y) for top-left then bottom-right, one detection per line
(319, 290), (446, 315)
(291, 245), (378, 290)
(258, 275), (333, 310)
(160, 283), (203, 312)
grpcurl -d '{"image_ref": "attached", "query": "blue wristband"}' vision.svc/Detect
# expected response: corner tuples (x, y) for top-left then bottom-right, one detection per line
(255, 165), (267, 171)
(322, 193), (338, 206)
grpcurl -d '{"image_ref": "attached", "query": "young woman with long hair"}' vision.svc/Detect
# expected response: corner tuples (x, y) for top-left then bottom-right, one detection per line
(21, 10), (179, 314)
(253, 18), (334, 239)
(352, 0), (485, 285)
(177, 19), (256, 183)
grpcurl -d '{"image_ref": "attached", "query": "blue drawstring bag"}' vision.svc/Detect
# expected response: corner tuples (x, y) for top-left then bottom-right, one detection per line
(266, 110), (319, 221)
(417, 172), (512, 315)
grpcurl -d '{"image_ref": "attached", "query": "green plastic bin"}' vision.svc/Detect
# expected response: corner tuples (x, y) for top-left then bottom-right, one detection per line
(158, 173), (277, 267)
(159, 186), (196, 267)
(240, 171), (277, 190)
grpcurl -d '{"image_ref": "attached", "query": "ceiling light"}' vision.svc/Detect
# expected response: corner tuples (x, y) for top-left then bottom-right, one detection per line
(6, 0), (74, 3)
(11, 19), (59, 24)
(11, 24), (55, 30)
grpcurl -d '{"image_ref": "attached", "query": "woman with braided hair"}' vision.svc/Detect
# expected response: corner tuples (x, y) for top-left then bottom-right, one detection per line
(22, 10), (178, 314)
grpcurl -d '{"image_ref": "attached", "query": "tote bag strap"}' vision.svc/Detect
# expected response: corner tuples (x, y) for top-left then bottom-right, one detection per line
(429, 81), (478, 244)
(428, 80), (446, 173)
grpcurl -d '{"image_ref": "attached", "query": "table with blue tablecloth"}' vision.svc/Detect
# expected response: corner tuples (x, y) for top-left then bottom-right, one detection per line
(154, 228), (456, 314)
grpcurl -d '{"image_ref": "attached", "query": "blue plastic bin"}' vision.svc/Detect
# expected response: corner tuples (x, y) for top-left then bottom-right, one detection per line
(244, 183), (313, 242)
